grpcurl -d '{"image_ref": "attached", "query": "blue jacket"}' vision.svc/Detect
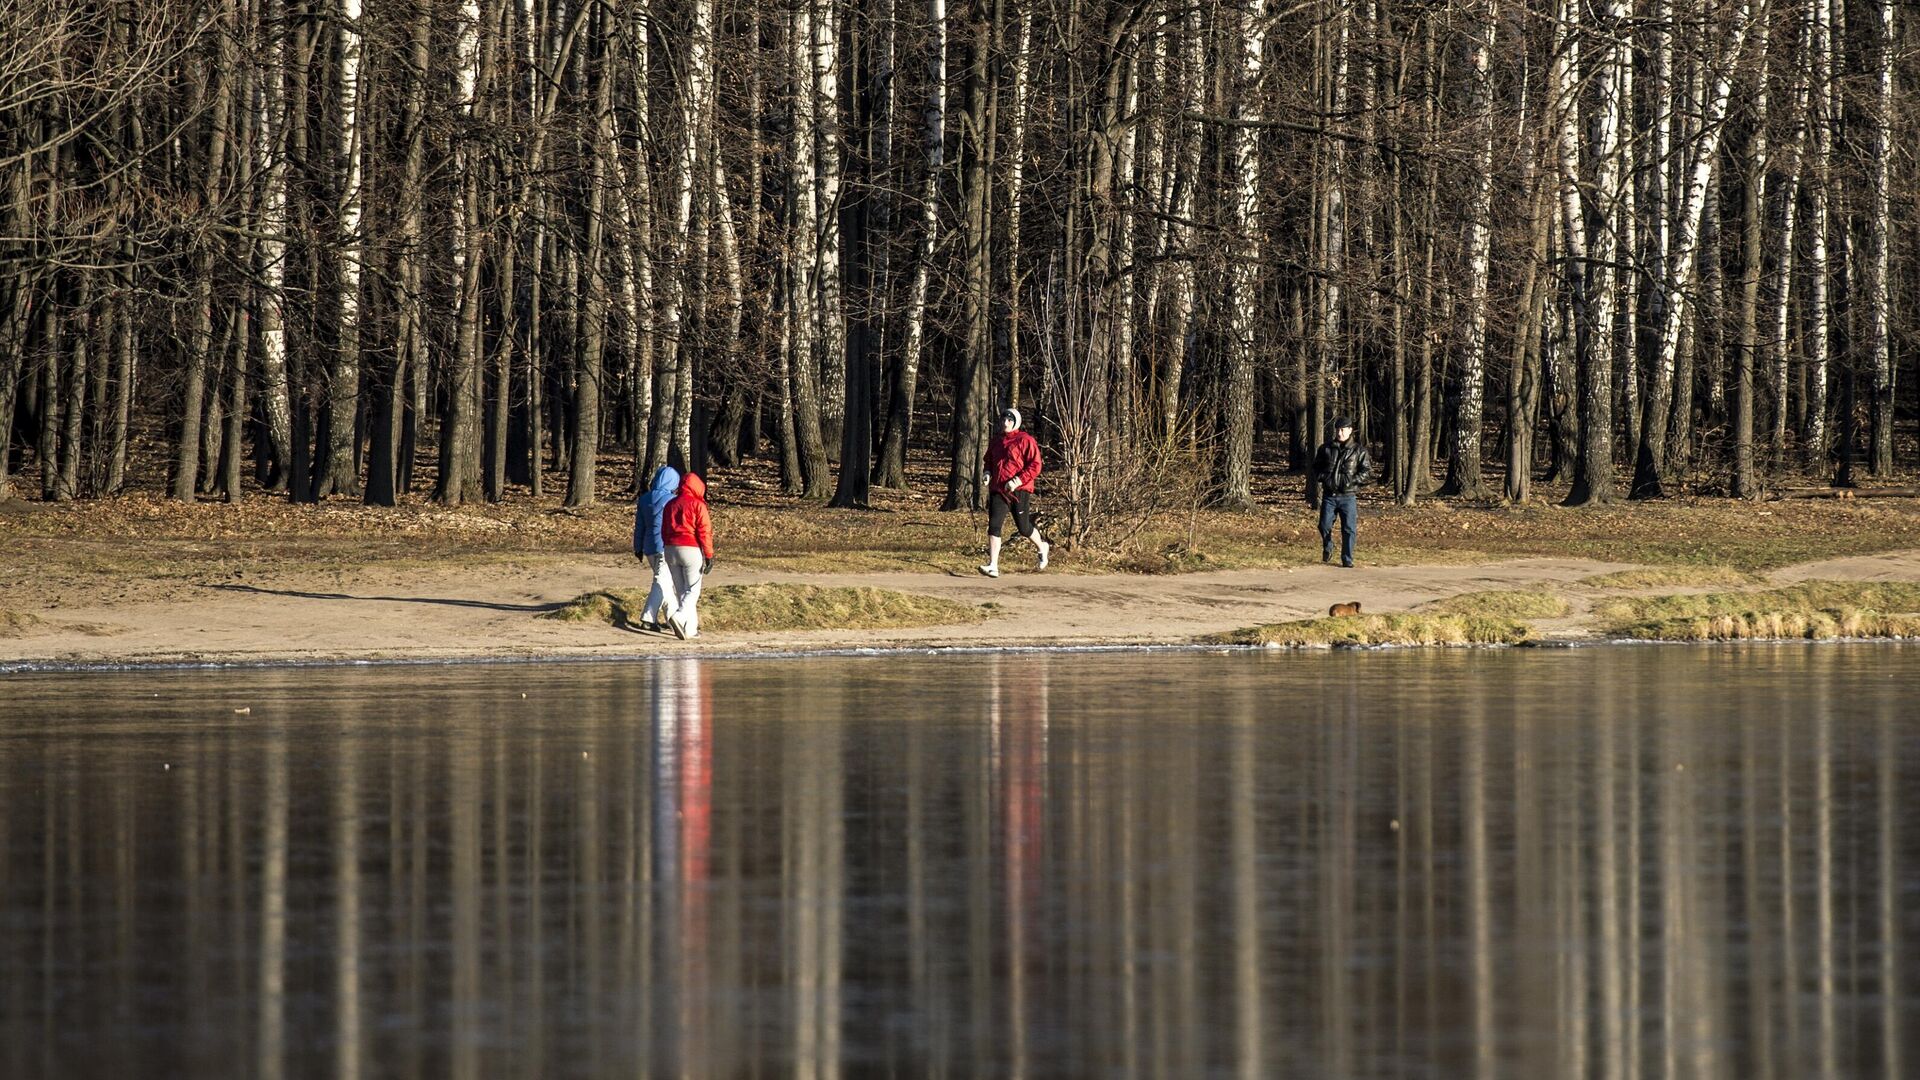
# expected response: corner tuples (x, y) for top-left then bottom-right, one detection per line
(633, 466), (681, 556)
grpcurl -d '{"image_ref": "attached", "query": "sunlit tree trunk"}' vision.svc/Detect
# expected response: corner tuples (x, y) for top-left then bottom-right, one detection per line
(1314, 0), (1349, 473)
(565, 13), (616, 507)
(1733, 6), (1770, 499)
(1566, 0), (1627, 506)
(940, 0), (993, 511)
(1801, 0), (1832, 466)
(1862, 0), (1893, 475)
(1507, 122), (1551, 505)
(875, 0), (944, 489)
(787, 0), (831, 496)
(1631, 0), (1751, 498)
(813, 0), (847, 458)
(174, 0), (236, 502)
(320, 0), (365, 497)
(1002, 4), (1031, 410)
(1215, 0), (1269, 508)
(1442, 0), (1494, 499)
(1765, 9), (1809, 468)
(1161, 3), (1203, 440)
(435, 0), (494, 505)
(616, 0), (653, 482)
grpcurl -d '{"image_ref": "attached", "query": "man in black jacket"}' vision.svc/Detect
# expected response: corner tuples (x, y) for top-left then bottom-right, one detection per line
(1312, 416), (1372, 568)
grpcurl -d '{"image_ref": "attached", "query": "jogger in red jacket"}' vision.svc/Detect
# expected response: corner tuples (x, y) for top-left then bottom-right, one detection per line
(979, 409), (1051, 577)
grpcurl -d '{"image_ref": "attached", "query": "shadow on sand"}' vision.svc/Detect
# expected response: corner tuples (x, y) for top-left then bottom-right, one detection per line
(206, 583), (565, 614)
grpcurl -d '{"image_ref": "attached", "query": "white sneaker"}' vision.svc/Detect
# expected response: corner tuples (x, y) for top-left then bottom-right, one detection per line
(978, 564), (1000, 578)
(1036, 540), (1051, 571)
(667, 612), (689, 640)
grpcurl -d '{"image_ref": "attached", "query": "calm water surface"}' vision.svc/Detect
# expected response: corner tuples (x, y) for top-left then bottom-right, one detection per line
(3, 646), (1916, 1078)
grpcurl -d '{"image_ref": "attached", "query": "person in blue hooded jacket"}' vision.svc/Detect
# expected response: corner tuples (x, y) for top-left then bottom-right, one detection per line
(633, 465), (681, 631)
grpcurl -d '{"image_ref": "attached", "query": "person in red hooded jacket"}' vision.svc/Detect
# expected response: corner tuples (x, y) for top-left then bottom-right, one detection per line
(979, 408), (1051, 577)
(660, 472), (715, 638)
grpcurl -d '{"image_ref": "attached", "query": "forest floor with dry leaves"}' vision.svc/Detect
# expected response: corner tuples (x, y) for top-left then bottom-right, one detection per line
(5, 444), (1920, 665)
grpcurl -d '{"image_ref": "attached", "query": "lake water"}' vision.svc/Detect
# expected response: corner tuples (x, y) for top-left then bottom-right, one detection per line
(2, 646), (1915, 1078)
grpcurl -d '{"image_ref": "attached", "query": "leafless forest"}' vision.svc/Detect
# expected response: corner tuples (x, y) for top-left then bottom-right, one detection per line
(0, 0), (1913, 519)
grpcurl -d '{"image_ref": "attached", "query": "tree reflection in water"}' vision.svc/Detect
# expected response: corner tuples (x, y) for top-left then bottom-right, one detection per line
(1, 646), (1915, 1077)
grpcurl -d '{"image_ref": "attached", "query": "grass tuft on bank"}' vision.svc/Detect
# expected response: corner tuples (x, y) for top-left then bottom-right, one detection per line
(1576, 566), (1765, 590)
(1597, 580), (1920, 641)
(0, 609), (42, 637)
(1210, 612), (1534, 648)
(541, 583), (988, 634)
(1423, 589), (1570, 619)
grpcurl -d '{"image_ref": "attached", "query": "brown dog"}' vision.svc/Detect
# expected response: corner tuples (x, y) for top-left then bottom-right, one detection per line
(1328, 602), (1362, 618)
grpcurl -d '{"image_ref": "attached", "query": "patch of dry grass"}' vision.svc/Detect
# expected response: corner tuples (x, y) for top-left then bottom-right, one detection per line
(1424, 589), (1571, 619)
(1576, 566), (1765, 590)
(542, 583), (988, 634)
(1614, 610), (1920, 642)
(1211, 612), (1534, 648)
(1598, 580), (1920, 641)
(0, 609), (43, 637)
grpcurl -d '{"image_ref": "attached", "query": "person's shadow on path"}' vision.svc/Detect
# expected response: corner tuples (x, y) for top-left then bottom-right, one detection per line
(205, 583), (565, 614)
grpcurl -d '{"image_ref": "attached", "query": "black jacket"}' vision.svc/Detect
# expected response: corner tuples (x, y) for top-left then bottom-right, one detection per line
(1313, 439), (1372, 497)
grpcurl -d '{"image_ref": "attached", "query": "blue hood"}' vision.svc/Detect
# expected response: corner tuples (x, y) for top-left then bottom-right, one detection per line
(633, 466), (682, 555)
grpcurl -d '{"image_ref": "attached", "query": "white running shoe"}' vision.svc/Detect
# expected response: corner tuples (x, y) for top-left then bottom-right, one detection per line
(1036, 540), (1051, 571)
(668, 612), (689, 640)
(978, 564), (1000, 578)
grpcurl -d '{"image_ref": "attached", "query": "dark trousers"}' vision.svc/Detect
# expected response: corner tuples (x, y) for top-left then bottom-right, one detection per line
(988, 489), (1036, 538)
(1319, 493), (1357, 566)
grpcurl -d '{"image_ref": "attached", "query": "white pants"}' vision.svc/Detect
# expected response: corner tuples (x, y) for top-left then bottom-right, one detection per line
(667, 546), (704, 636)
(641, 553), (676, 623)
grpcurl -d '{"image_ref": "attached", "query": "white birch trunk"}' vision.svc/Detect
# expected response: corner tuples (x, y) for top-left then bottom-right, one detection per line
(811, 0), (846, 445)
(1162, 5), (1204, 437)
(1111, 52), (1139, 441)
(437, 0), (487, 503)
(1863, 0), (1893, 473)
(1632, 0), (1751, 497)
(1766, 4), (1810, 464)
(786, 0), (830, 493)
(1004, 4), (1031, 407)
(255, 0), (294, 483)
(1316, 2), (1348, 445)
(659, 0), (713, 471)
(1567, 0), (1628, 505)
(1217, 0), (1269, 507)
(1734, 3), (1770, 497)
(1446, 0), (1495, 497)
(877, 0), (943, 487)
(1803, 0), (1831, 462)
(323, 0), (365, 496)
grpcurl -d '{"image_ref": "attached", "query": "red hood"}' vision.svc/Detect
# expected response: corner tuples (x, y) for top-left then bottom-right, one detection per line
(680, 473), (706, 500)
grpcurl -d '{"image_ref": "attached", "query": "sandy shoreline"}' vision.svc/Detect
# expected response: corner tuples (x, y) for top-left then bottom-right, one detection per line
(6, 549), (1919, 670)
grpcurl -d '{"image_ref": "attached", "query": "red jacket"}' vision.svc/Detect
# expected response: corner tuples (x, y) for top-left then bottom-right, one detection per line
(661, 473), (714, 557)
(987, 430), (1042, 493)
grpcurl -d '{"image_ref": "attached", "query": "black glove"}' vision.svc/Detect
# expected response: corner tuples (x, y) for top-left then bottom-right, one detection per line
(700, 557), (712, 575)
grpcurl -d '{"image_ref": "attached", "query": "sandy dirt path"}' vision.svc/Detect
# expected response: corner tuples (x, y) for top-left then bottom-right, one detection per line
(6, 550), (1919, 667)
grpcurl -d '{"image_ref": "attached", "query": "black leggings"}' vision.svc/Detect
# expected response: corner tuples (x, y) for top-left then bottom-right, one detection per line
(988, 489), (1036, 538)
